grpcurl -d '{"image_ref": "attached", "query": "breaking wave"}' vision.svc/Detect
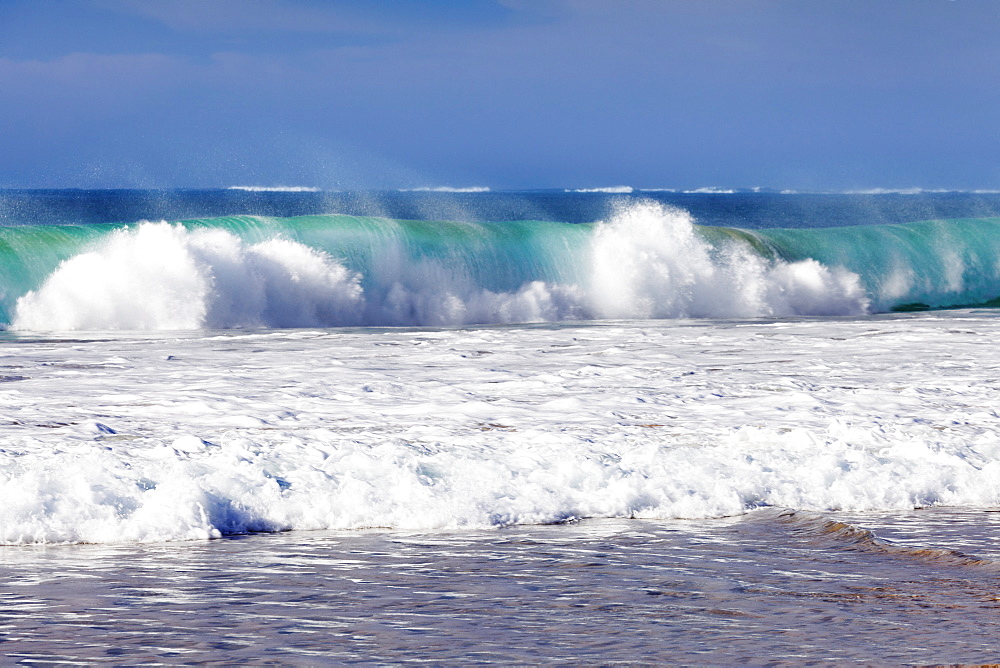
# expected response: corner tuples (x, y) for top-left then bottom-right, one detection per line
(3, 202), (1000, 330)
(227, 186), (321, 192)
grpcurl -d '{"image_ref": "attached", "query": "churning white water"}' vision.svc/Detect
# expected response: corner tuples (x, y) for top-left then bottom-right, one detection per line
(1, 311), (998, 544)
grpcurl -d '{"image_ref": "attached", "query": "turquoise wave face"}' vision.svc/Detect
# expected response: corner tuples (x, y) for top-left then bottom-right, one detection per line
(0, 223), (113, 323)
(753, 218), (1000, 312)
(3, 204), (1000, 330)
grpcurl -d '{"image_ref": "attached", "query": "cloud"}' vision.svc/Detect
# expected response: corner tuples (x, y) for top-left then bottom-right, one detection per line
(95, 0), (379, 35)
(95, 0), (527, 38)
(2, 1), (1000, 189)
(0, 51), (185, 85)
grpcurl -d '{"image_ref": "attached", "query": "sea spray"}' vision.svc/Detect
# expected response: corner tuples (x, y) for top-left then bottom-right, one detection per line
(588, 203), (868, 318)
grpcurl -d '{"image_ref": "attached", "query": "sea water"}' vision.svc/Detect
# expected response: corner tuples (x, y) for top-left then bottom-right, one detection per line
(1, 189), (999, 663)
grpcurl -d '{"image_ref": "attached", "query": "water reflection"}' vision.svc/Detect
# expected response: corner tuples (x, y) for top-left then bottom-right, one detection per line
(1, 508), (998, 663)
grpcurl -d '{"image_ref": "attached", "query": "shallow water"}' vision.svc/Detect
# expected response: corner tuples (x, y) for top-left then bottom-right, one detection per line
(2, 509), (999, 664)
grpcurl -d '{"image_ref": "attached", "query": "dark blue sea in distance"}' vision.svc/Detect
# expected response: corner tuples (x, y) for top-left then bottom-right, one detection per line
(5, 187), (1000, 228)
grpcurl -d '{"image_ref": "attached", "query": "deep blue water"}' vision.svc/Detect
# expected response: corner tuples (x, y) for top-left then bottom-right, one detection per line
(5, 188), (1000, 228)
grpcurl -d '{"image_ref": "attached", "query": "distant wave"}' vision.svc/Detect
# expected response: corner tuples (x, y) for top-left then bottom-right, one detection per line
(228, 186), (320, 192)
(400, 186), (491, 193)
(845, 188), (944, 195)
(566, 186), (634, 193)
(840, 188), (1000, 195)
(682, 187), (737, 194)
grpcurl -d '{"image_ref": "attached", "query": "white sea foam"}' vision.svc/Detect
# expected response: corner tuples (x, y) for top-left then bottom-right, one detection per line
(587, 203), (869, 318)
(13, 224), (364, 330)
(400, 186), (491, 193)
(682, 187), (737, 194)
(11, 204), (870, 330)
(1, 313), (999, 544)
(227, 186), (321, 192)
(566, 186), (634, 193)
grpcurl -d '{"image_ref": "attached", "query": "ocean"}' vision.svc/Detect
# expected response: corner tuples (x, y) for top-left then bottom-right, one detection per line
(1, 188), (999, 663)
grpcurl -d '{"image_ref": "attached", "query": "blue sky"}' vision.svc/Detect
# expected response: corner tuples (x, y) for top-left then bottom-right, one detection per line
(1, 0), (998, 190)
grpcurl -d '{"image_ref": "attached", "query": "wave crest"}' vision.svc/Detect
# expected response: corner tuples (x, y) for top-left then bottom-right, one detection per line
(11, 204), (869, 331)
(227, 186), (320, 192)
(589, 203), (868, 319)
(13, 223), (364, 330)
